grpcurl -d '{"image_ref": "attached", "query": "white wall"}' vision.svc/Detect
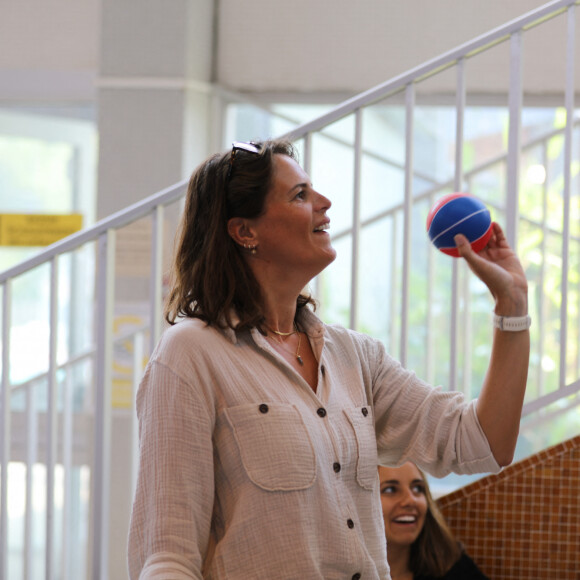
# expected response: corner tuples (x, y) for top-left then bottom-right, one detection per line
(0, 0), (98, 69)
(2, 0), (576, 102)
(0, 0), (99, 101)
(216, 0), (556, 94)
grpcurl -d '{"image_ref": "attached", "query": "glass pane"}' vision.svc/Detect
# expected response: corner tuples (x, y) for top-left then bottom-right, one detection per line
(310, 127), (355, 234)
(315, 235), (351, 327)
(358, 217), (396, 345)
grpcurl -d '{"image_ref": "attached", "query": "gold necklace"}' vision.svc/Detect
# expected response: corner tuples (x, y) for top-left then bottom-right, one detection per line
(295, 331), (304, 366)
(269, 325), (304, 366)
(268, 322), (298, 337)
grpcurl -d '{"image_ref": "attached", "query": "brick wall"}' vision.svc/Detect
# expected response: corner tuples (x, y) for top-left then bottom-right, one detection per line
(437, 435), (580, 579)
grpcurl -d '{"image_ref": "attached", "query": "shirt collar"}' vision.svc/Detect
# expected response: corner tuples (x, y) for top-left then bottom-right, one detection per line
(219, 306), (326, 345)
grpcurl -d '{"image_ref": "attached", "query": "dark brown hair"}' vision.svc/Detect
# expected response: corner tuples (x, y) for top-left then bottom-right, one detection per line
(409, 466), (462, 577)
(164, 138), (316, 331)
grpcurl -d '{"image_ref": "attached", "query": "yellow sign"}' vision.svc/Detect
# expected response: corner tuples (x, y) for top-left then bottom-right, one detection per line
(0, 213), (83, 246)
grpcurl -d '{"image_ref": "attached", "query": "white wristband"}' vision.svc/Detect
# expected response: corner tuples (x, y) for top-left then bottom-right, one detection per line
(493, 313), (531, 331)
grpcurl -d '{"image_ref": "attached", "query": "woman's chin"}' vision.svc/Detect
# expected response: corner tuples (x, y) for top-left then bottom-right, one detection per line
(324, 246), (337, 265)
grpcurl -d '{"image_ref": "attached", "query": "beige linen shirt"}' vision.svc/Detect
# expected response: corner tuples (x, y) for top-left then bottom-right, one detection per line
(128, 308), (500, 579)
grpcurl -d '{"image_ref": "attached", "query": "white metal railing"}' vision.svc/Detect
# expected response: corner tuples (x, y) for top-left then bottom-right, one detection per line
(282, 0), (579, 405)
(1, 0), (579, 577)
(0, 181), (187, 580)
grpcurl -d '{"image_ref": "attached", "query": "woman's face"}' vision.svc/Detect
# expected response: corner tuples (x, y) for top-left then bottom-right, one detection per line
(249, 154), (336, 277)
(378, 463), (428, 549)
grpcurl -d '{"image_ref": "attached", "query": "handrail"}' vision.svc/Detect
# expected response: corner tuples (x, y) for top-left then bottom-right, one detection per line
(8, 322), (150, 394)
(2, 0), (576, 286)
(5, 107), (576, 393)
(328, 116), (580, 243)
(0, 179), (188, 283)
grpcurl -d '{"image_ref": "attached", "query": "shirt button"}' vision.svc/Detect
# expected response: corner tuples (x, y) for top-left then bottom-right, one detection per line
(352, 574), (361, 580)
(347, 519), (354, 529)
(333, 462), (341, 473)
(259, 404), (269, 414)
(361, 407), (368, 417)
(317, 407), (327, 418)
(320, 365), (326, 376)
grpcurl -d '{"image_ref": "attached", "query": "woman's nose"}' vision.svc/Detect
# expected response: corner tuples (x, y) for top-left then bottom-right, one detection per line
(399, 489), (417, 506)
(315, 191), (332, 211)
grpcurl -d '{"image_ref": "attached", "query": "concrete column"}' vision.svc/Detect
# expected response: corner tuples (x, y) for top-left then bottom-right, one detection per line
(95, 2), (216, 577)
(97, 0), (216, 217)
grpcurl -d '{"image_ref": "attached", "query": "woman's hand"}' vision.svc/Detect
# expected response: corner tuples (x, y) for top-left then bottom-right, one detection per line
(454, 222), (528, 316)
(455, 222), (530, 466)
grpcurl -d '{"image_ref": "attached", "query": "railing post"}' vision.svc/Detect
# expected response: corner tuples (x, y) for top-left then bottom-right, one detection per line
(46, 257), (59, 580)
(131, 331), (145, 496)
(92, 229), (116, 580)
(303, 134), (321, 301)
(539, 141), (549, 398)
(350, 109), (363, 330)
(506, 31), (523, 249)
(559, 4), (575, 390)
(0, 281), (11, 580)
(61, 371), (74, 579)
(150, 205), (165, 353)
(400, 83), (415, 366)
(389, 219), (399, 358)
(25, 381), (38, 580)
(449, 57), (467, 392)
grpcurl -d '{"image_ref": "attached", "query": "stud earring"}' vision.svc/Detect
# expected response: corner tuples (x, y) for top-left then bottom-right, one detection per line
(243, 243), (257, 255)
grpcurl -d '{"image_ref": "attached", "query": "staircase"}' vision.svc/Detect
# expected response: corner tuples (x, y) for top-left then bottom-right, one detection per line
(1, 0), (579, 577)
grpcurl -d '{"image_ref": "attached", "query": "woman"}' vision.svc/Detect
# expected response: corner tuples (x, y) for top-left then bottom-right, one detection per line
(128, 139), (529, 579)
(378, 463), (489, 579)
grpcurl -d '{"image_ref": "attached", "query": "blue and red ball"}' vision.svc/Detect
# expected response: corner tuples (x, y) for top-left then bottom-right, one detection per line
(426, 193), (492, 257)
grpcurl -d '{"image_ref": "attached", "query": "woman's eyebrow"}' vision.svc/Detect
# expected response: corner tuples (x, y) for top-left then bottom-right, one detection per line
(286, 182), (309, 194)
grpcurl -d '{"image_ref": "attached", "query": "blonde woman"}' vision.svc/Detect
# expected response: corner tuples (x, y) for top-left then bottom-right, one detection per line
(379, 463), (489, 580)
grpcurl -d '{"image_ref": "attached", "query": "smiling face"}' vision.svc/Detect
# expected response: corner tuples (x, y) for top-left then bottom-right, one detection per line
(245, 154), (337, 280)
(378, 463), (428, 550)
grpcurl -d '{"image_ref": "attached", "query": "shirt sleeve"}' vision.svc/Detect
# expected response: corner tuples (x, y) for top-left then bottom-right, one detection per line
(127, 359), (215, 579)
(369, 338), (501, 477)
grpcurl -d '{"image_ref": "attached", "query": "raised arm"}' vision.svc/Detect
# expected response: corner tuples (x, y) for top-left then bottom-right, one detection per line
(454, 222), (530, 466)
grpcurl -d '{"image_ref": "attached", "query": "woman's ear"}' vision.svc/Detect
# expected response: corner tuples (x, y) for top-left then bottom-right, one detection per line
(227, 217), (258, 248)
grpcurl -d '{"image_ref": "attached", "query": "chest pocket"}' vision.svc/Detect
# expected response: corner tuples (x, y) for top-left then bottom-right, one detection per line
(344, 406), (378, 491)
(225, 403), (317, 492)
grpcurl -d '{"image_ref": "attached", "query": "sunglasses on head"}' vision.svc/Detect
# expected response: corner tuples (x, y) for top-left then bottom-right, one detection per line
(227, 141), (261, 181)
